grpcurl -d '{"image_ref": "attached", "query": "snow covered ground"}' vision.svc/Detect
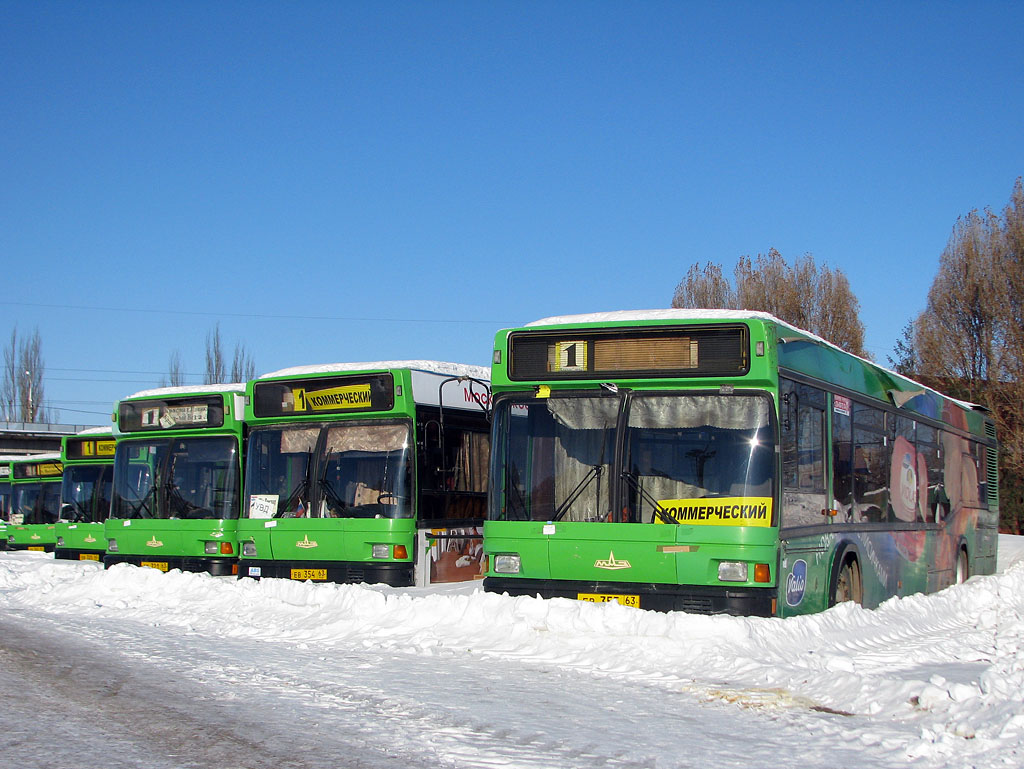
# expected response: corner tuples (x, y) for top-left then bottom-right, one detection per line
(2, 537), (1023, 769)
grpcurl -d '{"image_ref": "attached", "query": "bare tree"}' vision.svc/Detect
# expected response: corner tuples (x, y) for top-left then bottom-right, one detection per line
(231, 343), (257, 383)
(169, 350), (186, 387)
(19, 328), (45, 422)
(205, 324), (226, 384)
(671, 262), (735, 309)
(908, 178), (1024, 533)
(888, 321), (919, 376)
(1, 326), (51, 422)
(1, 326), (17, 420)
(671, 250), (867, 356)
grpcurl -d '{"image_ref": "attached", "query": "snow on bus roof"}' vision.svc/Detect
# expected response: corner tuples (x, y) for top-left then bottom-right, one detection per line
(8, 451), (62, 463)
(125, 383), (247, 400)
(74, 426), (113, 436)
(523, 309), (981, 413)
(259, 360), (490, 382)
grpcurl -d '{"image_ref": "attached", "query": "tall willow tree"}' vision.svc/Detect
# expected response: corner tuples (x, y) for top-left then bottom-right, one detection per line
(909, 178), (1024, 533)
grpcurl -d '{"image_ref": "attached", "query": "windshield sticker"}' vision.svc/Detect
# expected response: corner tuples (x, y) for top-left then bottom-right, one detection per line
(655, 497), (772, 527)
(833, 394), (851, 416)
(161, 404), (209, 427)
(249, 494), (278, 519)
(292, 384), (372, 412)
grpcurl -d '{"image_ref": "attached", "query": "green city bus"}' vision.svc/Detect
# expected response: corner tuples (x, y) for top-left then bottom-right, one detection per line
(55, 429), (116, 562)
(0, 461), (11, 550)
(238, 361), (490, 586)
(105, 385), (246, 576)
(483, 310), (998, 617)
(6, 453), (64, 552)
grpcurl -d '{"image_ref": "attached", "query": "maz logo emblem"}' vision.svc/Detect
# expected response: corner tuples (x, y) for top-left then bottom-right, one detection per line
(296, 535), (318, 549)
(594, 551), (631, 570)
(146, 536), (164, 548)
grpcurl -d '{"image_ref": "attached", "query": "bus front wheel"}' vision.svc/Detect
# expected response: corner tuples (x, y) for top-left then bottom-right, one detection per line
(832, 557), (863, 606)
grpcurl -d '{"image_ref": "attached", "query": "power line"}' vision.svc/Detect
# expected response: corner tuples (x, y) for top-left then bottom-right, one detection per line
(1, 301), (517, 326)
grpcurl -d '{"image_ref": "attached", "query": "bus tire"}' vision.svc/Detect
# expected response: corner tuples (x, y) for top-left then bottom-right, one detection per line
(830, 555), (863, 607)
(955, 547), (969, 584)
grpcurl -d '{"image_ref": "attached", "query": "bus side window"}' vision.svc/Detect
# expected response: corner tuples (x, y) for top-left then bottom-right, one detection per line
(916, 424), (942, 523)
(780, 378), (826, 528)
(853, 402), (888, 523)
(832, 402), (853, 522)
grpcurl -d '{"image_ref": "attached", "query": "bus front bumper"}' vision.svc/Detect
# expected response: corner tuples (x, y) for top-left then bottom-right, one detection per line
(238, 558), (414, 587)
(483, 577), (776, 616)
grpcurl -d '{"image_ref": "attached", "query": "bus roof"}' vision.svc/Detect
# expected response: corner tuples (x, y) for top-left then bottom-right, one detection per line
(74, 426), (113, 436)
(258, 360), (490, 382)
(125, 383), (247, 400)
(519, 309), (981, 414)
(9, 452), (61, 464)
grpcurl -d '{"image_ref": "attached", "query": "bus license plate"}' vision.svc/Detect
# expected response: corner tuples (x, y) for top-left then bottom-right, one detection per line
(79, 553), (100, 561)
(141, 561), (169, 572)
(290, 568), (327, 581)
(28, 546), (46, 552)
(577, 593), (640, 608)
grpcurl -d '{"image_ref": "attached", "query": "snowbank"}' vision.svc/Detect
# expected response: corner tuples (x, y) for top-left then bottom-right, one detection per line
(2, 538), (1023, 768)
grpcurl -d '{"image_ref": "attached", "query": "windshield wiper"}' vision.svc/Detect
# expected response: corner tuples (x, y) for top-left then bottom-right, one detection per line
(275, 451), (312, 517)
(318, 471), (351, 517)
(551, 464), (604, 522)
(128, 485), (158, 519)
(621, 471), (677, 524)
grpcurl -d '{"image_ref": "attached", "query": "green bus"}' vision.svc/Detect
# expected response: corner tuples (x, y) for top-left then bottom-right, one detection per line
(239, 362), (490, 586)
(6, 453), (64, 552)
(0, 460), (12, 550)
(483, 310), (999, 616)
(105, 385), (246, 576)
(55, 429), (116, 562)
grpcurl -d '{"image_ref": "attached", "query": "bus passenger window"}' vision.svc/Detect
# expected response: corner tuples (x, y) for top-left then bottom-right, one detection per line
(780, 378), (826, 528)
(853, 403), (888, 522)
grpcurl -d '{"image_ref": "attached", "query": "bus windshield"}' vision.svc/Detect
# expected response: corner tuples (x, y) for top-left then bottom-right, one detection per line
(60, 465), (113, 523)
(111, 437), (240, 520)
(244, 422), (412, 519)
(489, 392), (775, 523)
(12, 481), (62, 525)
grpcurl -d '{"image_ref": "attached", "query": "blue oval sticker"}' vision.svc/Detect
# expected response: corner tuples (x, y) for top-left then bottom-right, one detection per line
(786, 559), (807, 606)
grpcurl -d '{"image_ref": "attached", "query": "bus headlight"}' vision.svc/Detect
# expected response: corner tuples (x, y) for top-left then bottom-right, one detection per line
(371, 544), (390, 559)
(242, 541), (257, 557)
(204, 541), (219, 555)
(718, 561), (748, 582)
(56, 536), (65, 547)
(493, 554), (521, 574)
(107, 539), (118, 552)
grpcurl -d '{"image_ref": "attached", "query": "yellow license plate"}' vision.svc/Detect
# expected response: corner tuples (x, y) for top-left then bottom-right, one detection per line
(141, 561), (169, 572)
(577, 592), (640, 608)
(79, 553), (101, 561)
(28, 546), (46, 552)
(290, 568), (327, 581)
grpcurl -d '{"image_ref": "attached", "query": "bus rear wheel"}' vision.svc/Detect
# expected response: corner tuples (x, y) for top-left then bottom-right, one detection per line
(833, 558), (863, 606)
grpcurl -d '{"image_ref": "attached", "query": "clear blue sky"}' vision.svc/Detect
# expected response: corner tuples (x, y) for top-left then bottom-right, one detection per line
(3, 1), (1023, 424)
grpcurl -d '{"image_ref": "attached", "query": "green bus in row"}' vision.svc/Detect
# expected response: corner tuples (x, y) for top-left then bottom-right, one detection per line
(54, 429), (116, 561)
(5, 453), (64, 551)
(0, 462), (9, 549)
(105, 384), (246, 576)
(238, 361), (490, 586)
(482, 310), (998, 616)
